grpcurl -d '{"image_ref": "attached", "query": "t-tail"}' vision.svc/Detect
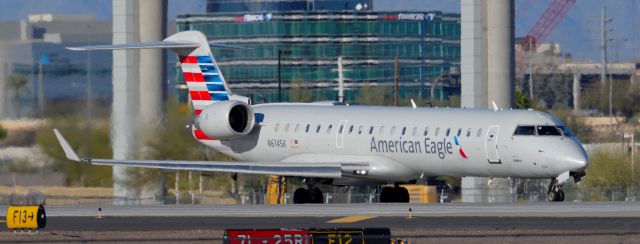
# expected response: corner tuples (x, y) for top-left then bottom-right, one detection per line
(67, 30), (252, 141)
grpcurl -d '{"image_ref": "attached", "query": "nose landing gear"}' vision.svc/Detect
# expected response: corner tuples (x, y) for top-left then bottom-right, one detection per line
(547, 179), (565, 202)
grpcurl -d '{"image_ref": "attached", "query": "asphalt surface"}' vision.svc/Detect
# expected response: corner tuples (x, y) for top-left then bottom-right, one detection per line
(2, 202), (640, 243)
(22, 216), (640, 231)
(2, 201), (640, 218)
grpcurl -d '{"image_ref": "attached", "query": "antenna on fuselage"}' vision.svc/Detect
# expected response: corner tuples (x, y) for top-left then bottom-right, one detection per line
(410, 99), (417, 109)
(491, 101), (499, 111)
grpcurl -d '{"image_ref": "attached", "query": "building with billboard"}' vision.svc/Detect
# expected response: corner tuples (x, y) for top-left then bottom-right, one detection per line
(206, 0), (374, 12)
(176, 9), (461, 103)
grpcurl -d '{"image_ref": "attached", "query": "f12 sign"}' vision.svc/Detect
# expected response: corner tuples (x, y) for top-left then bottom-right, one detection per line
(224, 228), (391, 244)
(224, 229), (310, 244)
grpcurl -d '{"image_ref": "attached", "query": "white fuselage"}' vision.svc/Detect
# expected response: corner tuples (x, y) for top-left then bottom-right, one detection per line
(198, 104), (589, 184)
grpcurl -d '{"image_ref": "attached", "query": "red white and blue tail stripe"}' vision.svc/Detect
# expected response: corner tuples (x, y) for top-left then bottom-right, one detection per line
(179, 54), (230, 115)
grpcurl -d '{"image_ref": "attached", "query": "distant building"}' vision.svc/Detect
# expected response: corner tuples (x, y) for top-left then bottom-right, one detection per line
(0, 14), (179, 119)
(206, 0), (373, 13)
(0, 14), (113, 118)
(177, 10), (461, 102)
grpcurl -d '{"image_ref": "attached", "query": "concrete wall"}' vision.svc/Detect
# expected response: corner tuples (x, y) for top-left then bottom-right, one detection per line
(460, 0), (516, 203)
(112, 0), (140, 204)
(137, 0), (168, 203)
(460, 0), (487, 109)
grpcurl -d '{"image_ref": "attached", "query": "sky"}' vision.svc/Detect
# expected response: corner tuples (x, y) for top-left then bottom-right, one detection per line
(0, 0), (637, 62)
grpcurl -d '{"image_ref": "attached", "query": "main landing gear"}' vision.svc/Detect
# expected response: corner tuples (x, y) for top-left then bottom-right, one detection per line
(547, 178), (565, 202)
(380, 186), (410, 203)
(293, 187), (324, 204)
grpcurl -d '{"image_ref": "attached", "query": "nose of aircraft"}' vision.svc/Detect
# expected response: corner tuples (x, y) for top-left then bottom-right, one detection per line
(565, 139), (589, 171)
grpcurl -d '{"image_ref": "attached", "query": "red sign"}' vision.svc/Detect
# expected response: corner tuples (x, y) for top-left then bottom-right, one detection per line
(225, 229), (310, 244)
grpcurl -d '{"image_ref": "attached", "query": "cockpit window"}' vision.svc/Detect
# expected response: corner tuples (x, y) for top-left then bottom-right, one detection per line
(537, 126), (561, 136)
(514, 126), (535, 135)
(557, 126), (573, 137)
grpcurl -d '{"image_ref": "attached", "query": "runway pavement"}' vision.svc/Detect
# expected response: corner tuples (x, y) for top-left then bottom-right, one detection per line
(2, 201), (640, 218)
(2, 203), (640, 243)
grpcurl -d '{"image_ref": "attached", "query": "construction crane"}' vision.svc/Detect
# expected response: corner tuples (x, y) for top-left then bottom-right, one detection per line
(517, 0), (576, 73)
(520, 0), (576, 49)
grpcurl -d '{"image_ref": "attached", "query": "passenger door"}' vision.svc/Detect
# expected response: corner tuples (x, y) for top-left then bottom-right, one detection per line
(485, 125), (502, 164)
(336, 120), (348, 149)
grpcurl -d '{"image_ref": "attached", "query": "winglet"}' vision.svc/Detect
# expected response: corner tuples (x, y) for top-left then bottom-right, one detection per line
(410, 99), (417, 110)
(53, 129), (80, 162)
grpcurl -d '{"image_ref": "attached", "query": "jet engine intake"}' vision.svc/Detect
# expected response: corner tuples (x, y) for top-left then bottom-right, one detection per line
(195, 100), (255, 139)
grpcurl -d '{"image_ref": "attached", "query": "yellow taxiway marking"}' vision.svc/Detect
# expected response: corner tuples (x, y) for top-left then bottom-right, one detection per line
(327, 215), (377, 223)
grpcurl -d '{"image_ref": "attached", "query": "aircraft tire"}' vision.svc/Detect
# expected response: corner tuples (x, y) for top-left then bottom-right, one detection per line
(380, 187), (395, 203)
(395, 187), (410, 203)
(310, 188), (324, 204)
(293, 188), (310, 204)
(557, 189), (565, 202)
(547, 191), (557, 202)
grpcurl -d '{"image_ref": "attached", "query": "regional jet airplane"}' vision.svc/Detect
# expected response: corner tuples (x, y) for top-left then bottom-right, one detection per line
(55, 31), (588, 203)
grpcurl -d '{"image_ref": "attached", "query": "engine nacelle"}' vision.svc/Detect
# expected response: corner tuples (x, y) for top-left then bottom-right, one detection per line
(195, 100), (255, 140)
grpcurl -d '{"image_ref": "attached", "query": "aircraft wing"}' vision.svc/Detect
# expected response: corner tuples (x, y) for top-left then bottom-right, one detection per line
(54, 129), (366, 178)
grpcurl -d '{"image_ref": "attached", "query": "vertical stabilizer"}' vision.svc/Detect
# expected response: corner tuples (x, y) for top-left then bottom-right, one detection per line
(164, 31), (233, 115)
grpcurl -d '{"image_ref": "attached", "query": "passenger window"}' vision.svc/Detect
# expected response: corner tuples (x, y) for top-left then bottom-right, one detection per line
(349, 125), (354, 134)
(435, 127), (440, 136)
(294, 124), (300, 133)
(369, 126), (374, 135)
(275, 123), (280, 132)
(466, 128), (471, 137)
(358, 126), (363, 135)
(316, 125), (322, 133)
(537, 126), (562, 136)
(390, 126), (396, 135)
(379, 126), (385, 135)
(327, 124), (333, 134)
(477, 128), (482, 137)
(338, 124), (344, 134)
(445, 128), (450, 136)
(456, 129), (462, 137)
(514, 126), (535, 136)
(305, 124), (310, 133)
(284, 123), (290, 132)
(401, 127), (406, 135)
(423, 127), (429, 136)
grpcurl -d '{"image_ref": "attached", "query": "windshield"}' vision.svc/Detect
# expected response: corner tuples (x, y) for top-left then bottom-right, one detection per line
(557, 126), (574, 137)
(537, 126), (562, 136)
(513, 126), (535, 135)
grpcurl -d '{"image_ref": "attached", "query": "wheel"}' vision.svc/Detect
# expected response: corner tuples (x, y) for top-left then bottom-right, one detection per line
(309, 188), (324, 204)
(293, 188), (310, 204)
(547, 191), (557, 202)
(395, 187), (410, 203)
(557, 189), (565, 202)
(380, 187), (395, 203)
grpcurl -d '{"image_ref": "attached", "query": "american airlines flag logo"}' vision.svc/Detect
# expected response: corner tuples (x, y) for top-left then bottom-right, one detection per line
(179, 54), (229, 142)
(453, 136), (468, 159)
(179, 55), (229, 116)
(288, 139), (299, 148)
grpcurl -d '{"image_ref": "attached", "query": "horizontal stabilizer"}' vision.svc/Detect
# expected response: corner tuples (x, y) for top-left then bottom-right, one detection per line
(209, 43), (253, 50)
(66, 41), (200, 51)
(67, 41), (250, 51)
